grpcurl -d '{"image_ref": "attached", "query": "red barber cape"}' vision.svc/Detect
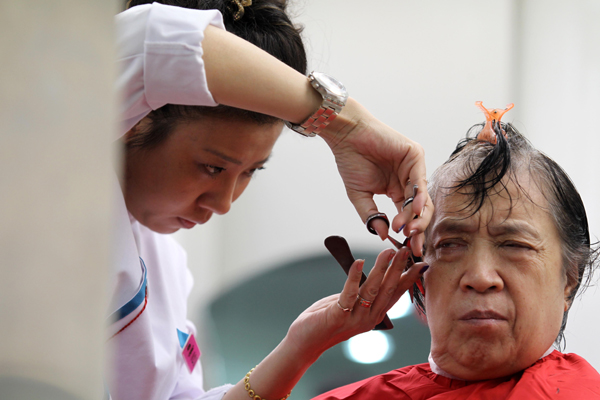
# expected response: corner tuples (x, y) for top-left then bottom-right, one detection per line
(313, 351), (600, 399)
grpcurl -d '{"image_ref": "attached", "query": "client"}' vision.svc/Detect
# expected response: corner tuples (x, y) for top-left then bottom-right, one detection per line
(313, 103), (600, 399)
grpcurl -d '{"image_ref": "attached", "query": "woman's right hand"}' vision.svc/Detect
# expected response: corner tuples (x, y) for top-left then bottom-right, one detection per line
(284, 246), (427, 361)
(223, 246), (427, 400)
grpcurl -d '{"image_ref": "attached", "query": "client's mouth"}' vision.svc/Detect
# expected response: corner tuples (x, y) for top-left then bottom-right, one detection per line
(459, 310), (507, 321)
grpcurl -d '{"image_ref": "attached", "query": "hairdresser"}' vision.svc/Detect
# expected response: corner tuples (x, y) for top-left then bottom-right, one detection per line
(108, 0), (432, 399)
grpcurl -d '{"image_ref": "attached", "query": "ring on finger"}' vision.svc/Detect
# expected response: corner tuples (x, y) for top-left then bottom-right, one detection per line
(365, 212), (389, 235)
(337, 301), (353, 313)
(357, 295), (373, 308)
(401, 197), (414, 212)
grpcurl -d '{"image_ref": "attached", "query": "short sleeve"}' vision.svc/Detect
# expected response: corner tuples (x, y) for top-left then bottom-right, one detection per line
(115, 3), (225, 137)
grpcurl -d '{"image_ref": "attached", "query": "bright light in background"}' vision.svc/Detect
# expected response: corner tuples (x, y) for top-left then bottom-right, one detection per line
(343, 331), (394, 364)
(387, 291), (413, 320)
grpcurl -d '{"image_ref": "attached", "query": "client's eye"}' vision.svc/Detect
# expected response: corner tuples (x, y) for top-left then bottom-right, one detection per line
(502, 241), (533, 250)
(436, 240), (465, 249)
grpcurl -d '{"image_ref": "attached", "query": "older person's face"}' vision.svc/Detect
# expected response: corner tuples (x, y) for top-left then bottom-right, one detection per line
(423, 173), (573, 380)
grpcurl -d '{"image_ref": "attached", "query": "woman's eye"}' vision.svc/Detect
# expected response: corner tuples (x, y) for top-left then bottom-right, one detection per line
(246, 166), (265, 177)
(204, 164), (225, 176)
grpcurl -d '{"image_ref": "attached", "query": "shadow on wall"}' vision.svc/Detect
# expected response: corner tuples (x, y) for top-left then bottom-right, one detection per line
(205, 251), (431, 399)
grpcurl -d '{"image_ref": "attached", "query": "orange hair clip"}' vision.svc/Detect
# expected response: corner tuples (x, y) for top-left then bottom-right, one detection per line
(475, 101), (514, 144)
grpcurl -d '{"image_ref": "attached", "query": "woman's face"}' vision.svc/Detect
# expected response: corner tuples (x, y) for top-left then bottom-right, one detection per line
(424, 174), (573, 380)
(122, 116), (282, 233)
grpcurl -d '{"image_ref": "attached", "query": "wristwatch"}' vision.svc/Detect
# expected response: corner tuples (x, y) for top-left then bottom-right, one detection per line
(285, 71), (349, 137)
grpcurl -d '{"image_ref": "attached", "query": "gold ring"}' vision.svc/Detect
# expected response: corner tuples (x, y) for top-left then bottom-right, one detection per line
(337, 301), (352, 312)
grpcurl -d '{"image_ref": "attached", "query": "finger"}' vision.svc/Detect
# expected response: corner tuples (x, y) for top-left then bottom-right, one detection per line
(391, 145), (429, 232)
(403, 195), (434, 257)
(391, 181), (421, 235)
(392, 198), (415, 236)
(337, 259), (365, 310)
(410, 178), (429, 222)
(356, 248), (396, 306)
(347, 191), (390, 240)
(369, 247), (410, 313)
(369, 218), (389, 240)
(377, 259), (429, 317)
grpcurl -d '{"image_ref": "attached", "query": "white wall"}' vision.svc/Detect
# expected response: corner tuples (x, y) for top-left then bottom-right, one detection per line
(176, 0), (600, 374)
(515, 0), (600, 368)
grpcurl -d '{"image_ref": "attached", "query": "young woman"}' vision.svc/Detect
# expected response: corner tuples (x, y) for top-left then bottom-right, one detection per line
(108, 1), (431, 398)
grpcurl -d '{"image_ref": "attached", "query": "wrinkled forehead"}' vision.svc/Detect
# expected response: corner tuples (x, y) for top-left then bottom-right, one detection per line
(427, 168), (551, 234)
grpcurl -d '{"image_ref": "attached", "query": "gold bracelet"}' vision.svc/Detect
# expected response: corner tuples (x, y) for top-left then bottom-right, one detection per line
(243, 367), (291, 400)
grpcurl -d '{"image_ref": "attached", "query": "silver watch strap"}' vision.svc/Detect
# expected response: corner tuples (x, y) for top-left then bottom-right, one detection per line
(288, 101), (340, 137)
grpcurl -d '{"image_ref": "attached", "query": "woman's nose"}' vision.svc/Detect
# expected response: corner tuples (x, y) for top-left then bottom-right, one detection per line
(460, 255), (504, 293)
(199, 179), (237, 215)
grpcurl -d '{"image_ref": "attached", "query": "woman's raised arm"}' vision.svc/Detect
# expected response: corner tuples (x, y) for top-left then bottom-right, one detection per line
(202, 25), (432, 254)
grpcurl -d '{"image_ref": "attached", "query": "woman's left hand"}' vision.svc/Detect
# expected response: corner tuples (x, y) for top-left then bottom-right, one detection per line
(284, 246), (427, 361)
(319, 98), (433, 257)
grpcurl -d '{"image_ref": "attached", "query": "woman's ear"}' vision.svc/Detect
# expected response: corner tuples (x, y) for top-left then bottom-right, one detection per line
(124, 125), (137, 141)
(123, 116), (152, 145)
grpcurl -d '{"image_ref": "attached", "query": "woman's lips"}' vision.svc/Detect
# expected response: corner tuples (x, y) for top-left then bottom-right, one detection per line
(178, 217), (197, 229)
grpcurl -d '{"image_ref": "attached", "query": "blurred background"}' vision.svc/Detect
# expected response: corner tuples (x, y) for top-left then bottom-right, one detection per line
(1, 0), (599, 399)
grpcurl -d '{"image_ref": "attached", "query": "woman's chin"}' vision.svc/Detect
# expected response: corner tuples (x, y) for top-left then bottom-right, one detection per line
(140, 217), (183, 234)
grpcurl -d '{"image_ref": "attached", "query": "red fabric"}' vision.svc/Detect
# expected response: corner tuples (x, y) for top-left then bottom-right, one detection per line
(313, 351), (600, 399)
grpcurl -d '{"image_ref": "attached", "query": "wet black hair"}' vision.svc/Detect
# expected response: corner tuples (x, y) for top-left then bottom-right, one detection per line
(414, 121), (598, 350)
(124, 0), (307, 149)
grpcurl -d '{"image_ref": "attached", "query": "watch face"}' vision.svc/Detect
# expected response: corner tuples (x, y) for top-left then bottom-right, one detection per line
(313, 72), (347, 97)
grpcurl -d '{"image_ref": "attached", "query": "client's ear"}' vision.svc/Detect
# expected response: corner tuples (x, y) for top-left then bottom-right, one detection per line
(563, 265), (580, 312)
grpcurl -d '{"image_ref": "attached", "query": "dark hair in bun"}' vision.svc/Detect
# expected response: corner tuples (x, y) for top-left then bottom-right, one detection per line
(124, 0), (307, 149)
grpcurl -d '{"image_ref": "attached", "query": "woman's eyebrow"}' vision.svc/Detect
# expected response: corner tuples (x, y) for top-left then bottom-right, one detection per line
(205, 148), (270, 166)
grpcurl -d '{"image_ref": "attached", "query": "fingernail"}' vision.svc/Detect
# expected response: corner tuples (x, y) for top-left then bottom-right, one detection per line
(409, 229), (418, 237)
(419, 265), (429, 274)
(387, 250), (396, 262)
(357, 260), (364, 272)
(396, 224), (405, 233)
(420, 207), (425, 218)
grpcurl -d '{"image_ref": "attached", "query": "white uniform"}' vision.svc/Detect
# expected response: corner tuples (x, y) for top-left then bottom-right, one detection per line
(107, 4), (233, 399)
